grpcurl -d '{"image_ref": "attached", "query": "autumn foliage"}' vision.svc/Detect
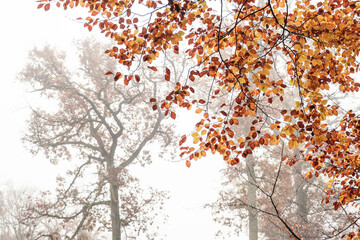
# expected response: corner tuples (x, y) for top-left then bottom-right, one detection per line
(37, 0), (360, 238)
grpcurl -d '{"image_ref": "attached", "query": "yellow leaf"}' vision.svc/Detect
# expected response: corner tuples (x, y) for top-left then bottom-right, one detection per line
(192, 132), (199, 138)
(237, 137), (245, 143)
(259, 68), (270, 75)
(298, 55), (307, 63)
(238, 77), (246, 84)
(294, 44), (301, 51)
(260, 84), (268, 92)
(284, 115), (291, 122)
(195, 108), (202, 114)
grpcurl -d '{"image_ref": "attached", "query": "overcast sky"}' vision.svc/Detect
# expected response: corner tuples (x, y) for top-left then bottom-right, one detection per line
(0, 1), (248, 239)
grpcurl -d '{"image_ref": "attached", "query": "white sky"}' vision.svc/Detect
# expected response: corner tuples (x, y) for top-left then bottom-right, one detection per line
(0, 1), (248, 239)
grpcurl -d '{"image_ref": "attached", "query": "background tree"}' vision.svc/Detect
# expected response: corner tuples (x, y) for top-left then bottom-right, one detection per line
(0, 185), (39, 240)
(0, 184), (92, 240)
(19, 39), (172, 240)
(208, 146), (360, 239)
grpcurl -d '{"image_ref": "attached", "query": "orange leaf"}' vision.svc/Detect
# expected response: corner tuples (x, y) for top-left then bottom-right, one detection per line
(114, 72), (122, 81)
(186, 160), (191, 168)
(148, 66), (158, 71)
(179, 135), (187, 146)
(44, 3), (50, 11)
(284, 115), (291, 122)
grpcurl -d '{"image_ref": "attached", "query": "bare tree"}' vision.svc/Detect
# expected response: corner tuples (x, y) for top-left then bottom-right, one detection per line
(19, 39), (173, 240)
(0, 184), (79, 240)
(0, 184), (38, 240)
(207, 143), (359, 239)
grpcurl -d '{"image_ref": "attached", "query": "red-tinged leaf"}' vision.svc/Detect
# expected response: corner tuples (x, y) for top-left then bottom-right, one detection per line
(220, 111), (227, 116)
(148, 66), (158, 71)
(179, 135), (187, 146)
(228, 130), (234, 138)
(150, 98), (156, 103)
(127, 9), (131, 17)
(152, 104), (158, 111)
(37, 4), (44, 9)
(44, 3), (50, 11)
(186, 160), (191, 168)
(124, 78), (129, 85)
(174, 45), (179, 54)
(165, 67), (170, 81)
(114, 72), (122, 81)
(135, 75), (140, 82)
(170, 111), (176, 119)
(105, 71), (113, 76)
(56, 2), (60, 7)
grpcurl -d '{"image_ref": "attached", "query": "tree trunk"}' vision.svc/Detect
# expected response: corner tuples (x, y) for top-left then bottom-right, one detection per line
(110, 182), (121, 240)
(246, 155), (258, 240)
(293, 150), (308, 237)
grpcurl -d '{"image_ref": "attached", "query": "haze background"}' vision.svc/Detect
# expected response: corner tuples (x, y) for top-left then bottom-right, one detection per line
(0, 1), (248, 239)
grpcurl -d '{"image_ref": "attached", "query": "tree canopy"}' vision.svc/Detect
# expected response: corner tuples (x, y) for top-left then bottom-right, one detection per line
(37, 0), (360, 238)
(19, 39), (171, 240)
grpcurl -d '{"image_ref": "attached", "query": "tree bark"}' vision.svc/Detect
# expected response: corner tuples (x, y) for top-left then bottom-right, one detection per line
(293, 151), (308, 221)
(246, 155), (258, 240)
(293, 149), (308, 238)
(110, 182), (121, 240)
